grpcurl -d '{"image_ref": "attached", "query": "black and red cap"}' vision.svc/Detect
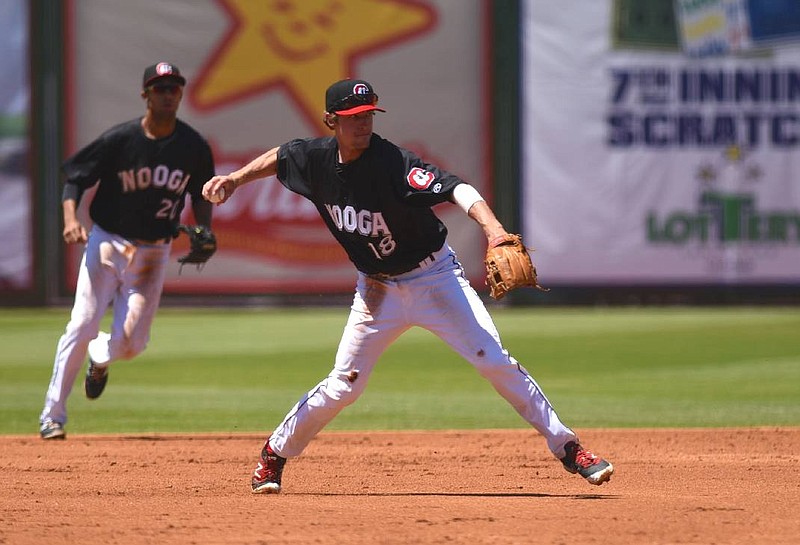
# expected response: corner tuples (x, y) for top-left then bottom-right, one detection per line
(325, 79), (386, 116)
(142, 62), (186, 89)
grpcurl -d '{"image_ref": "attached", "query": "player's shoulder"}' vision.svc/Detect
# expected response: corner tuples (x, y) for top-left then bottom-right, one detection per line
(280, 136), (336, 157)
(366, 133), (406, 165)
(97, 118), (142, 141)
(366, 133), (401, 154)
(286, 135), (335, 150)
(175, 119), (210, 145)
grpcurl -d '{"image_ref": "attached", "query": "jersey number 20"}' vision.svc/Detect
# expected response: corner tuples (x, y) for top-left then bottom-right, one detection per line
(156, 198), (181, 220)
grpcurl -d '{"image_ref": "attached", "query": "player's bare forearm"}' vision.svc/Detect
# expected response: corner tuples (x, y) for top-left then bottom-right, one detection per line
(467, 200), (507, 242)
(229, 146), (279, 187)
(61, 199), (87, 244)
(202, 147), (279, 204)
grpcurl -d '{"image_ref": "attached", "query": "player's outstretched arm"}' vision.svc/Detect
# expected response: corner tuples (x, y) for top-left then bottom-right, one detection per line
(451, 183), (507, 242)
(456, 184), (547, 298)
(202, 146), (279, 204)
(467, 200), (509, 243)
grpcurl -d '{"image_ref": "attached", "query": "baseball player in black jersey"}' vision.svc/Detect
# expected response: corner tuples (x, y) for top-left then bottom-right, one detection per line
(39, 62), (215, 440)
(203, 79), (613, 492)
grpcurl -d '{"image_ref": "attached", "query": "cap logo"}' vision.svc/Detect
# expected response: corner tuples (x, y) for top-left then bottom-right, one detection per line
(156, 63), (175, 76)
(352, 83), (370, 95)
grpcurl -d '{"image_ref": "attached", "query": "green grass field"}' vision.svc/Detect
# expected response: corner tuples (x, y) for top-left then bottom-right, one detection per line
(1, 306), (798, 435)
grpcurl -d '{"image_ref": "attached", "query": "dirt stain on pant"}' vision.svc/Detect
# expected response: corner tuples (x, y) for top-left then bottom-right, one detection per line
(362, 276), (388, 318)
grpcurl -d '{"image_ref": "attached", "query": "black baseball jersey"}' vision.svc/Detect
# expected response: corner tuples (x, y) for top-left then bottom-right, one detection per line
(277, 133), (465, 275)
(62, 118), (214, 240)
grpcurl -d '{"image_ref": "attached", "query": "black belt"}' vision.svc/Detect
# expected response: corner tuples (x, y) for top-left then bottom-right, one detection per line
(368, 252), (436, 279)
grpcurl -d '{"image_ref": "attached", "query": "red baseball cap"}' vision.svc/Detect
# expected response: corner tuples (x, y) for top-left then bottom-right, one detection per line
(325, 79), (386, 116)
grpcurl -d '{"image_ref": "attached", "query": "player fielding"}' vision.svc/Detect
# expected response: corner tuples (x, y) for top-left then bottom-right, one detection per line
(203, 78), (613, 493)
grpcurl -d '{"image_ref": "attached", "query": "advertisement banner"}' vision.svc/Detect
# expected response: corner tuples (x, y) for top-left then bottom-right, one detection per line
(67, 0), (489, 294)
(522, 0), (800, 284)
(0, 0), (32, 292)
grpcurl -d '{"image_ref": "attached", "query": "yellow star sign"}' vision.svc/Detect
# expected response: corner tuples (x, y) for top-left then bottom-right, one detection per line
(189, 0), (436, 133)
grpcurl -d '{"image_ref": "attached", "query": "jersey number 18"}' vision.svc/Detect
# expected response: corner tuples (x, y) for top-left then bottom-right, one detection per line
(367, 235), (396, 259)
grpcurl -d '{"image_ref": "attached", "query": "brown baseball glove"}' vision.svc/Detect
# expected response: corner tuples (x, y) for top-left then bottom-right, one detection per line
(484, 233), (548, 300)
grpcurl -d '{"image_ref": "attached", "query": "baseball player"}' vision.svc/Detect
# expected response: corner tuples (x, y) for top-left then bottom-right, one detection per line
(38, 62), (215, 440)
(203, 79), (613, 492)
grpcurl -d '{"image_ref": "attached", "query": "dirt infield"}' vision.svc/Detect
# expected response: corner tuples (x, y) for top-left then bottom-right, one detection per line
(2, 428), (798, 544)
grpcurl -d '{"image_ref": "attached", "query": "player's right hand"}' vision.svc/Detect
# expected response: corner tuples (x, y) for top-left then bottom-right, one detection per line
(202, 175), (235, 205)
(63, 219), (88, 244)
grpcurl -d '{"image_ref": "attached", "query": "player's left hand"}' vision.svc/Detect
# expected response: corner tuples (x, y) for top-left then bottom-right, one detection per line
(484, 233), (548, 300)
(175, 224), (217, 270)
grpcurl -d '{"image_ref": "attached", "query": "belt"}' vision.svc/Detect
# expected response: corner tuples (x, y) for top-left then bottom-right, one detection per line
(369, 252), (437, 280)
(130, 237), (172, 246)
(416, 252), (437, 270)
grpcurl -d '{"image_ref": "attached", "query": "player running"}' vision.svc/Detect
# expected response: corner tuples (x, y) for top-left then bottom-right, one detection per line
(39, 62), (215, 440)
(203, 79), (613, 492)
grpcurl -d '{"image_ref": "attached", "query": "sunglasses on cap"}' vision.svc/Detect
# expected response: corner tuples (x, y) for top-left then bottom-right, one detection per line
(329, 92), (379, 113)
(148, 83), (181, 94)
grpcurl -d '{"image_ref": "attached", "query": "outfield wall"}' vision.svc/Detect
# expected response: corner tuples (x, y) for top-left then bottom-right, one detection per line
(2, 0), (798, 306)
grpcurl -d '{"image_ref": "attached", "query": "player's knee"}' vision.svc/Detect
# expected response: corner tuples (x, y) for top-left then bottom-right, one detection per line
(468, 345), (514, 375)
(65, 315), (102, 343)
(117, 338), (147, 360)
(69, 327), (98, 346)
(326, 371), (366, 405)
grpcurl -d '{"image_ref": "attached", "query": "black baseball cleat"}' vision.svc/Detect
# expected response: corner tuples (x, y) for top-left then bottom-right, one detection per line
(560, 441), (614, 485)
(40, 420), (66, 440)
(251, 436), (286, 494)
(84, 358), (109, 399)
